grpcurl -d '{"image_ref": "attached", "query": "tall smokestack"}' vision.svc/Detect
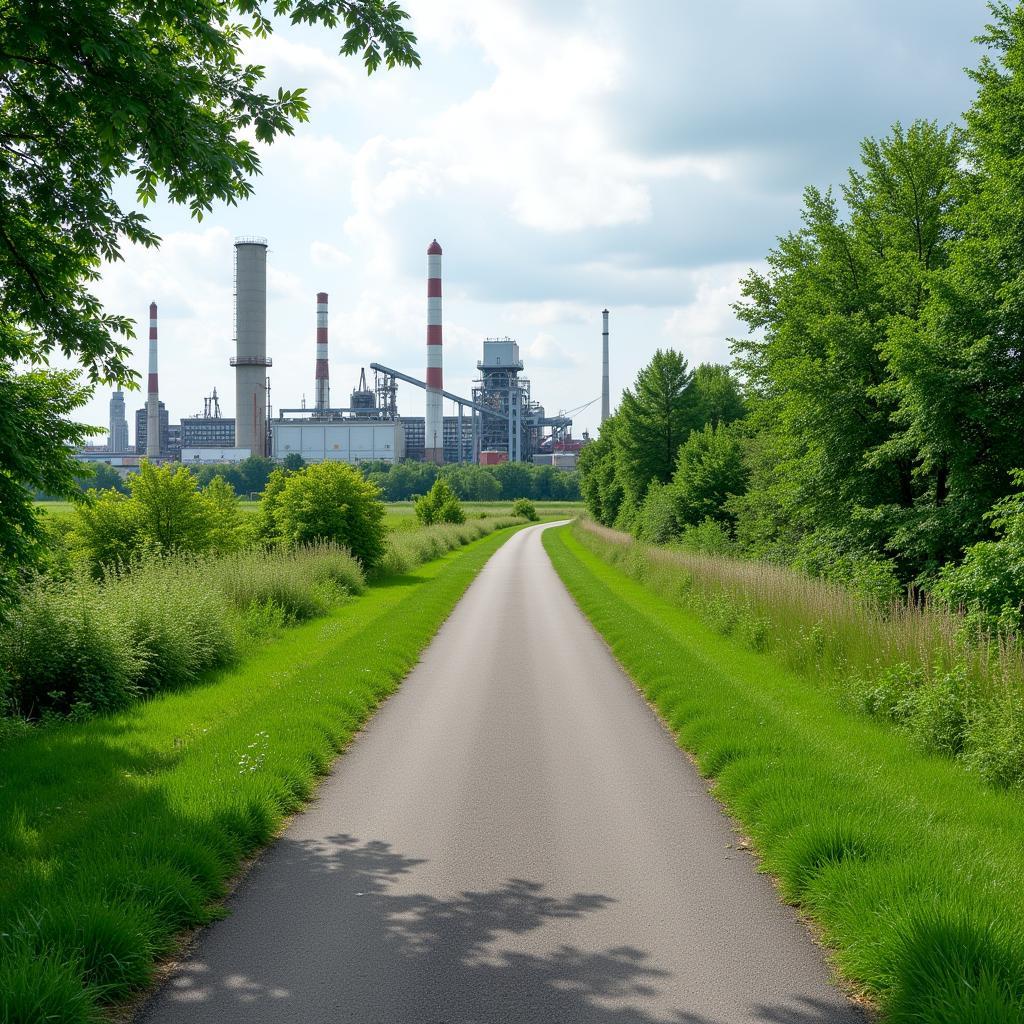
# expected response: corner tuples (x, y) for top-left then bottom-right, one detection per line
(601, 308), (610, 425)
(146, 302), (160, 459)
(425, 239), (444, 464)
(231, 238), (271, 455)
(314, 292), (329, 412)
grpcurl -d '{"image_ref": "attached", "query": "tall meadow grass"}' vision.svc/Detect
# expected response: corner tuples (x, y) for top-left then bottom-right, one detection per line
(577, 519), (1024, 787)
(1, 520), (522, 726)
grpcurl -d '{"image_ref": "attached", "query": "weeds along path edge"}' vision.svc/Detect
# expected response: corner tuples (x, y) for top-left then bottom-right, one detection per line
(0, 525), (527, 1024)
(542, 525), (1024, 1024)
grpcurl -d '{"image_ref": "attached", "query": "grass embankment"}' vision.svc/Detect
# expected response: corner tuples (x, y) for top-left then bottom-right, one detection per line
(544, 524), (1024, 1023)
(0, 523), (524, 1023)
(577, 521), (1024, 789)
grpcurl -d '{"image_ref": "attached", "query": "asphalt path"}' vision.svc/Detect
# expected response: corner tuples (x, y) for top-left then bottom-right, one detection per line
(140, 523), (865, 1024)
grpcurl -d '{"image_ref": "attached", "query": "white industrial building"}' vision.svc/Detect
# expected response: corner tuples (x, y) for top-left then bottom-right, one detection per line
(270, 420), (405, 464)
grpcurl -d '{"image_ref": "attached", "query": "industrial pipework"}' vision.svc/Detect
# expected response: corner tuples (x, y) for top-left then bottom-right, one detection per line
(315, 292), (329, 412)
(601, 308), (610, 425)
(146, 301), (160, 459)
(425, 239), (444, 464)
(231, 238), (272, 455)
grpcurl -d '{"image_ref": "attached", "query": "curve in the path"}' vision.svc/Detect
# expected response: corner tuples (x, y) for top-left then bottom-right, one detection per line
(139, 523), (865, 1024)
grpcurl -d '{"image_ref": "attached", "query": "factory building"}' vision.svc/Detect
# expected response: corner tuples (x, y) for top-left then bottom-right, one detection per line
(272, 419), (405, 464)
(181, 417), (235, 449)
(399, 415), (475, 464)
(269, 300), (405, 465)
(181, 389), (235, 448)
(108, 390), (129, 453)
(97, 234), (591, 470)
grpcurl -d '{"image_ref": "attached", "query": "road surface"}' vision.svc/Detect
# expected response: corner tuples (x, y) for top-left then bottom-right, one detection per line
(140, 523), (865, 1024)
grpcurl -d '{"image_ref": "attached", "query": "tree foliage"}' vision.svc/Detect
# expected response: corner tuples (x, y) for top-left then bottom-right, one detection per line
(74, 460), (245, 570)
(615, 349), (697, 506)
(0, 0), (418, 596)
(270, 461), (387, 567)
(579, 358), (745, 532)
(414, 478), (465, 526)
(731, 119), (965, 576)
(579, 5), (1024, 610)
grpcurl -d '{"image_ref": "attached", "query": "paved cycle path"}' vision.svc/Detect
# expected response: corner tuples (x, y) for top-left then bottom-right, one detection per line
(140, 523), (865, 1024)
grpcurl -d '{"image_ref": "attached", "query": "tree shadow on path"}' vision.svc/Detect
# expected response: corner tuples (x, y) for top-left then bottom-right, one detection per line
(147, 834), (866, 1024)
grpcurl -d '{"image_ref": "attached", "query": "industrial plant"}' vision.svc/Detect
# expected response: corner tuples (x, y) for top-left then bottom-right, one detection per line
(85, 237), (606, 474)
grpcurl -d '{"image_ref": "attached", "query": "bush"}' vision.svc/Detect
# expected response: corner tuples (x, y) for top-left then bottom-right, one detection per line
(511, 497), (538, 521)
(0, 578), (142, 718)
(271, 462), (387, 568)
(103, 558), (236, 693)
(678, 517), (734, 555)
(932, 471), (1024, 633)
(74, 461), (243, 573)
(73, 489), (145, 572)
(414, 478), (465, 526)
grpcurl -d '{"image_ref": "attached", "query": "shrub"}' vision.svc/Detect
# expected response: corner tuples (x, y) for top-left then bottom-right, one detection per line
(511, 497), (538, 521)
(0, 578), (142, 718)
(678, 517), (734, 555)
(636, 482), (679, 544)
(272, 462), (387, 568)
(415, 478), (465, 526)
(74, 462), (226, 573)
(932, 470), (1024, 633)
(103, 557), (236, 693)
(127, 461), (214, 553)
(73, 489), (144, 572)
(202, 475), (244, 554)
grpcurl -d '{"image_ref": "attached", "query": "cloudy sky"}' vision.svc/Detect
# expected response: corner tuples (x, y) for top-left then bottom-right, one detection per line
(85, 0), (989, 442)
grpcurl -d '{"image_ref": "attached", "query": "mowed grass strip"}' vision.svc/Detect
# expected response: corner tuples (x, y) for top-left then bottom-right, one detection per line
(543, 525), (1024, 1024)
(0, 525), (523, 1023)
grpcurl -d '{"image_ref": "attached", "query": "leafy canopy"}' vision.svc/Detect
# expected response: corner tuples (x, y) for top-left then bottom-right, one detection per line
(271, 461), (387, 566)
(0, 0), (418, 599)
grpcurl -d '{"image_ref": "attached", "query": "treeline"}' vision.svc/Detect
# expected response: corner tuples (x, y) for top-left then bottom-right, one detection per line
(365, 460), (579, 502)
(582, 4), (1024, 632)
(65, 455), (579, 504)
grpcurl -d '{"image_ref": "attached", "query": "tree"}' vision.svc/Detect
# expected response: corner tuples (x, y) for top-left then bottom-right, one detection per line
(577, 420), (625, 527)
(491, 461), (535, 501)
(127, 461), (212, 553)
(614, 349), (697, 509)
(202, 475), (244, 554)
(281, 452), (306, 472)
(0, 0), (418, 590)
(273, 462), (386, 566)
(732, 120), (964, 576)
(691, 364), (745, 429)
(79, 461), (129, 494)
(234, 455), (276, 498)
(671, 421), (749, 533)
(875, 4), (1024, 573)
(415, 478), (465, 525)
(0, 368), (92, 598)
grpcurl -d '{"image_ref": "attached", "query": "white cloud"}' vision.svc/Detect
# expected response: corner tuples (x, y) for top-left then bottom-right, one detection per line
(661, 263), (757, 366)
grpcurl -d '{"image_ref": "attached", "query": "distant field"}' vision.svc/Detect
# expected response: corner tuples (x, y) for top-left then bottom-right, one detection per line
(37, 499), (582, 530)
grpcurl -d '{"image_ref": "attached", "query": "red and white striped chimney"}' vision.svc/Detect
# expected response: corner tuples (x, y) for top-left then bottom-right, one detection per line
(145, 301), (160, 459)
(425, 239), (443, 464)
(314, 292), (329, 412)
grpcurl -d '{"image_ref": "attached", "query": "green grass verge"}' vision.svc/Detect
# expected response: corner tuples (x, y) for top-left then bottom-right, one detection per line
(543, 524), (1024, 1023)
(0, 525), (524, 1022)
